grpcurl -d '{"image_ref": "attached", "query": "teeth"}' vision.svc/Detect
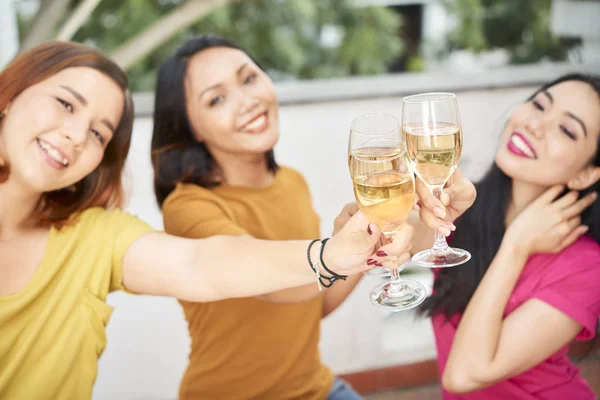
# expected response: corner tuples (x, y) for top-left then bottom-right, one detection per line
(245, 114), (266, 131)
(510, 135), (535, 158)
(38, 140), (68, 166)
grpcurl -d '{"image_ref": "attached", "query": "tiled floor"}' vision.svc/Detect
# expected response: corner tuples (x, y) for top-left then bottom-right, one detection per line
(366, 384), (441, 400)
(364, 348), (600, 400)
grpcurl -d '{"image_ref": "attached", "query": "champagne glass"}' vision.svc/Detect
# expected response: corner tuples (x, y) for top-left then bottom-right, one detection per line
(402, 93), (471, 268)
(350, 114), (427, 311)
(348, 113), (397, 277)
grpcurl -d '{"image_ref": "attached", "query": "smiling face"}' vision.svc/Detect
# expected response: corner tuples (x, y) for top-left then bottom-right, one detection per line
(183, 46), (279, 159)
(496, 80), (600, 189)
(0, 67), (124, 194)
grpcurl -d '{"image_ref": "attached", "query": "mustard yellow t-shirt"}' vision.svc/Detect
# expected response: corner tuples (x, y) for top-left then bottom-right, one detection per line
(163, 166), (334, 400)
(0, 207), (154, 400)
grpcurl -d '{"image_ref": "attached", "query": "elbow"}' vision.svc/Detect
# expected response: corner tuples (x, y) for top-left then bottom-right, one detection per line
(442, 368), (483, 394)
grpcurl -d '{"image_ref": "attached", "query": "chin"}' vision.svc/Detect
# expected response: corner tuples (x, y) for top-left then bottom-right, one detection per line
(496, 154), (566, 188)
(255, 131), (279, 153)
(495, 150), (519, 178)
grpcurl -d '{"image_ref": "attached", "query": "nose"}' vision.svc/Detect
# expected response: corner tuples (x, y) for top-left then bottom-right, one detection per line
(61, 118), (88, 149)
(239, 92), (260, 115)
(525, 116), (547, 140)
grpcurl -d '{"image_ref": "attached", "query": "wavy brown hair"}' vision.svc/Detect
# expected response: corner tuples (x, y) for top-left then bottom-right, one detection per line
(0, 41), (134, 227)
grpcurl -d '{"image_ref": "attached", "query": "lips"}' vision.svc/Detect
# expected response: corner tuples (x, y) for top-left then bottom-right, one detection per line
(37, 139), (70, 168)
(507, 132), (537, 159)
(240, 112), (269, 134)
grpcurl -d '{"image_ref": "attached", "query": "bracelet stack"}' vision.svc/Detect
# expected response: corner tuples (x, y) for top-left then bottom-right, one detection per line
(306, 239), (348, 290)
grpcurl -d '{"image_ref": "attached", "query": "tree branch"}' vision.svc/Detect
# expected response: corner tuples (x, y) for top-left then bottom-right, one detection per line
(56, 0), (103, 41)
(20, 0), (71, 51)
(110, 0), (245, 70)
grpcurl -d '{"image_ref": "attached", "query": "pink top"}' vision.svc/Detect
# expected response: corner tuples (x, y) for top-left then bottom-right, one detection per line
(433, 235), (600, 400)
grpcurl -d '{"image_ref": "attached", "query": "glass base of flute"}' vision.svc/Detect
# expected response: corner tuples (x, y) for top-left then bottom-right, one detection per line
(370, 261), (427, 312)
(365, 266), (391, 277)
(411, 184), (471, 268)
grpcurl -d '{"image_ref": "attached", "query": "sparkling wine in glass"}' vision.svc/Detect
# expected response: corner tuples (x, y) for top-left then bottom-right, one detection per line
(348, 113), (401, 278)
(402, 93), (471, 268)
(350, 129), (426, 311)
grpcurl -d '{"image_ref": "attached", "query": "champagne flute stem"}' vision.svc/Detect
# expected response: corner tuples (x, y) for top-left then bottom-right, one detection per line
(386, 232), (408, 295)
(429, 184), (451, 252)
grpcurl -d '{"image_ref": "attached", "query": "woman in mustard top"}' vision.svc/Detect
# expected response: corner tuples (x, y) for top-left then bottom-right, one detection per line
(151, 34), (477, 400)
(0, 42), (417, 400)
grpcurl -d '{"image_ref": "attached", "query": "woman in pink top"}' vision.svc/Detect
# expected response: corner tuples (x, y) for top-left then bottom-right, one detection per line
(418, 73), (600, 399)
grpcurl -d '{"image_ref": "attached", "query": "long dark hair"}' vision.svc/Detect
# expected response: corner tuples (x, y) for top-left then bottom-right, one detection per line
(151, 34), (278, 207)
(420, 73), (600, 319)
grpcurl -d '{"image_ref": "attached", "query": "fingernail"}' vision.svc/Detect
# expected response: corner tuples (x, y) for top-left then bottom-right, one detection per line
(414, 202), (421, 211)
(448, 223), (456, 231)
(590, 192), (598, 200)
(375, 262), (384, 267)
(581, 225), (589, 233)
(376, 250), (388, 257)
(367, 225), (373, 235)
(367, 258), (378, 265)
(416, 201), (422, 209)
(439, 227), (451, 237)
(434, 207), (446, 218)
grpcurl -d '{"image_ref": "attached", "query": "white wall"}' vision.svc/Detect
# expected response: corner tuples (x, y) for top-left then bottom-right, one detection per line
(93, 85), (535, 400)
(0, 0), (19, 69)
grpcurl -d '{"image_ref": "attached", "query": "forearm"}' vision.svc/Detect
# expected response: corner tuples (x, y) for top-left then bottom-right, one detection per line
(444, 239), (528, 386)
(322, 273), (363, 317)
(178, 235), (322, 302)
(248, 257), (364, 308)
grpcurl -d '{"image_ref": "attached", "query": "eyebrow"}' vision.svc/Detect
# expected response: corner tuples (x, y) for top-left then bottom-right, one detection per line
(60, 85), (87, 106)
(542, 90), (553, 103)
(566, 112), (588, 137)
(60, 85), (116, 133)
(199, 63), (250, 100)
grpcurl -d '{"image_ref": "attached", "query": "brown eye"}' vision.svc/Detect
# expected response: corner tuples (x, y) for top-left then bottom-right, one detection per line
(560, 126), (576, 140)
(244, 73), (257, 84)
(91, 129), (105, 145)
(209, 95), (224, 106)
(532, 100), (544, 111)
(57, 98), (74, 113)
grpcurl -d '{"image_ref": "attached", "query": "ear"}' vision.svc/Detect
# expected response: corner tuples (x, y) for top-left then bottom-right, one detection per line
(567, 165), (600, 190)
(0, 102), (12, 120)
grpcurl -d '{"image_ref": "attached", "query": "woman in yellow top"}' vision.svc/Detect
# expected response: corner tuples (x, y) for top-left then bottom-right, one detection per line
(151, 34), (477, 400)
(0, 42), (417, 400)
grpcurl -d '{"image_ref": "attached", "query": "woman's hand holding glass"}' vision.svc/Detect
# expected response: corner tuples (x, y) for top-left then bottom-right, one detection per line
(349, 113), (427, 311)
(402, 92), (471, 268)
(415, 168), (476, 236)
(324, 208), (415, 277)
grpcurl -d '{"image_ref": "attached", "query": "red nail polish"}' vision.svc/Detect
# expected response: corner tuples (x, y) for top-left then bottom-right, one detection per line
(367, 225), (373, 235)
(417, 201), (422, 208)
(376, 250), (388, 257)
(367, 258), (377, 265)
(375, 262), (384, 267)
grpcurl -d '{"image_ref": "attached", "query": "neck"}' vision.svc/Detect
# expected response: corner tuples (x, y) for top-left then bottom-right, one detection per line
(0, 179), (42, 239)
(211, 150), (273, 188)
(506, 179), (548, 225)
